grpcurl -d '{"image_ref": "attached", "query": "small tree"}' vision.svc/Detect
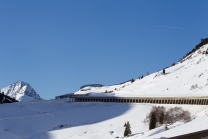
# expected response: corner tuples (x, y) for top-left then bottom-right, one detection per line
(124, 121), (131, 137)
(124, 122), (126, 127)
(131, 78), (135, 83)
(124, 128), (128, 137)
(171, 63), (175, 66)
(149, 112), (156, 130)
(159, 111), (164, 125)
(126, 121), (131, 135)
(163, 69), (166, 75)
(146, 71), (150, 75)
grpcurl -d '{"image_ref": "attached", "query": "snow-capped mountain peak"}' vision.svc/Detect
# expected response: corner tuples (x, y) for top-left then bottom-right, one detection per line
(0, 80), (41, 102)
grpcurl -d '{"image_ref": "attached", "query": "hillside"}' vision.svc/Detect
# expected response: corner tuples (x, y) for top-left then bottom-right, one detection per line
(75, 43), (208, 98)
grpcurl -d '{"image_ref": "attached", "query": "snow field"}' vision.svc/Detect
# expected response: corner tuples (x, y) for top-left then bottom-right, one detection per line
(0, 99), (151, 139)
(1, 98), (208, 139)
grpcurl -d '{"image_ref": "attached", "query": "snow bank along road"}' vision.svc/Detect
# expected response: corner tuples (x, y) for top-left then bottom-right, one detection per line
(68, 95), (208, 105)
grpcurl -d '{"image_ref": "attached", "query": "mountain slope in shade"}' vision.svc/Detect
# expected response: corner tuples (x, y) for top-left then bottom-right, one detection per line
(0, 81), (41, 102)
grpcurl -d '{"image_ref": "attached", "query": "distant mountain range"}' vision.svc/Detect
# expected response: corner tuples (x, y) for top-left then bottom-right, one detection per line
(0, 80), (41, 102)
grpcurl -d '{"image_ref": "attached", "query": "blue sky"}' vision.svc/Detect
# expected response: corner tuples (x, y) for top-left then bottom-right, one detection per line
(1, 0), (208, 99)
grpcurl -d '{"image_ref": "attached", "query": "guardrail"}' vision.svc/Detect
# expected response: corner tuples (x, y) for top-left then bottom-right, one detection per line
(169, 129), (208, 139)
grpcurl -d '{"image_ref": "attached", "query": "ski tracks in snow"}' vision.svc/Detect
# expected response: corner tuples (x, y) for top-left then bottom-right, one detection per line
(0, 102), (57, 121)
(0, 113), (56, 121)
(24, 102), (47, 114)
(0, 127), (23, 139)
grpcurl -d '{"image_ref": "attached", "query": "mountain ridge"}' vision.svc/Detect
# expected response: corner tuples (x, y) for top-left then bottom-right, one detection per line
(0, 80), (41, 102)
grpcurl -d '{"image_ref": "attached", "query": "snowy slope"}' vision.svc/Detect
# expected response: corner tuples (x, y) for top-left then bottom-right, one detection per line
(0, 99), (150, 139)
(0, 81), (41, 102)
(1, 99), (208, 139)
(75, 44), (208, 97)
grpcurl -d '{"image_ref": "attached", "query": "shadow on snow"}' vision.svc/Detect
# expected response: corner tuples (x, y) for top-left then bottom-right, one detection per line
(0, 99), (131, 139)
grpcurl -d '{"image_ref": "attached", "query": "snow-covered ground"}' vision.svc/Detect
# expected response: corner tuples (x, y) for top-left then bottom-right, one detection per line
(0, 98), (149, 139)
(1, 99), (208, 139)
(1, 44), (208, 139)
